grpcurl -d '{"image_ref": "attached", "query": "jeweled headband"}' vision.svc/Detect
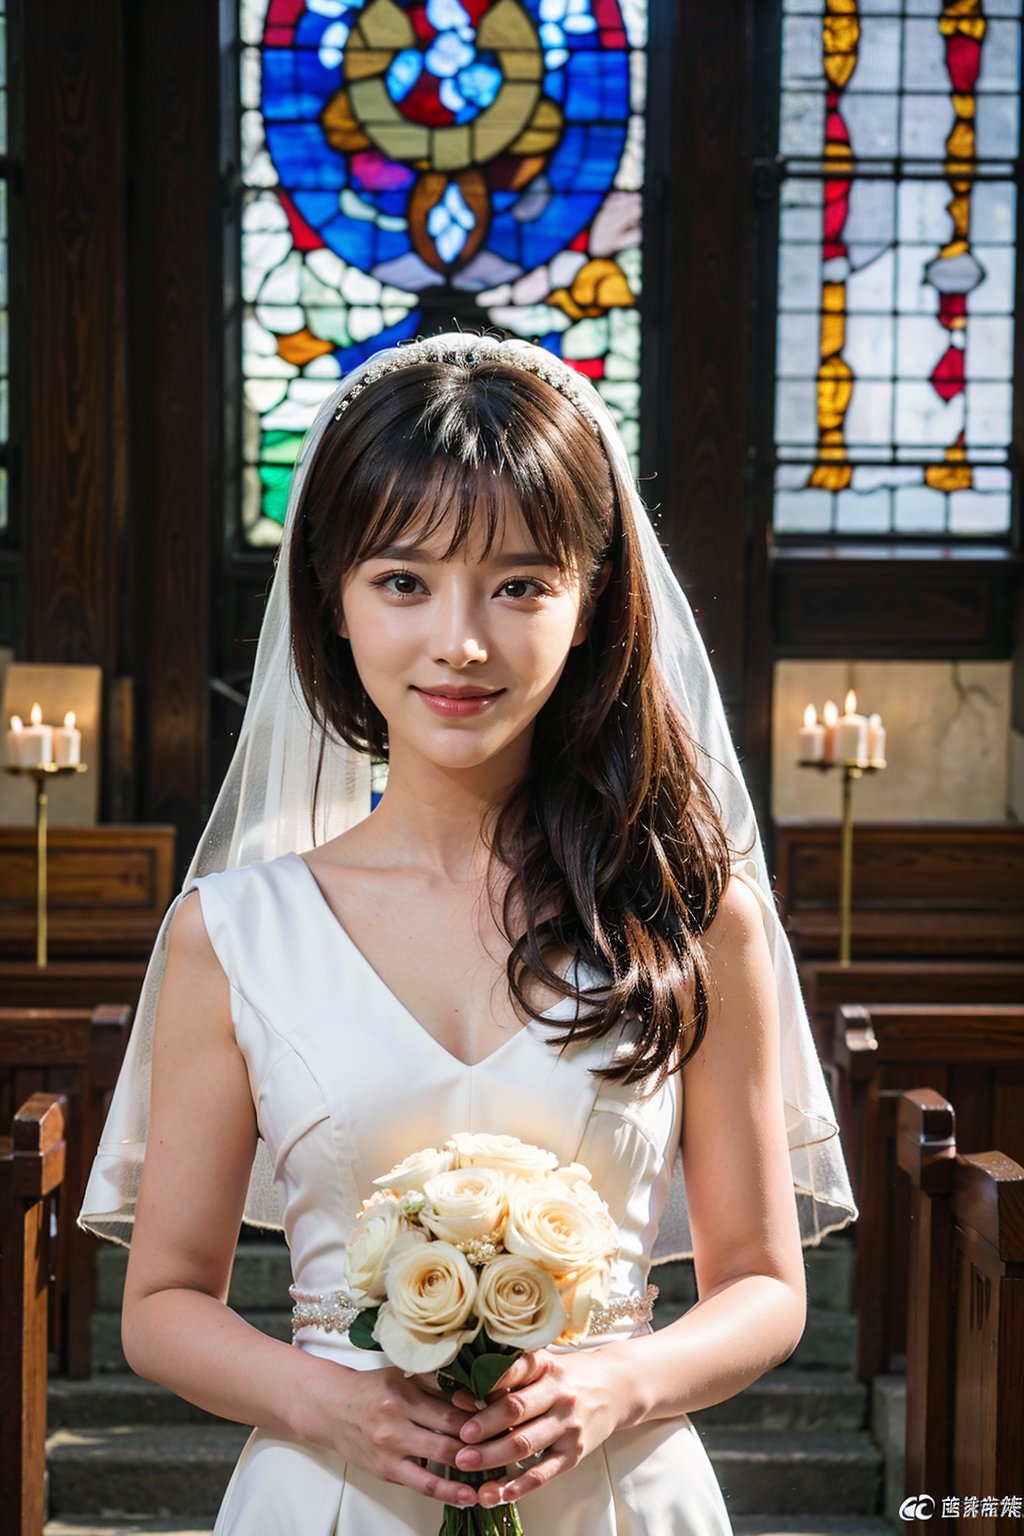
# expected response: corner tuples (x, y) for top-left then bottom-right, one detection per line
(332, 337), (603, 439)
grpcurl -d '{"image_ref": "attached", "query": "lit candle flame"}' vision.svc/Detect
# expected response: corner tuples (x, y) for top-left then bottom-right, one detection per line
(64, 710), (76, 729)
(30, 702), (42, 727)
(823, 700), (839, 727)
(803, 704), (817, 728)
(11, 714), (23, 731)
(844, 689), (857, 715)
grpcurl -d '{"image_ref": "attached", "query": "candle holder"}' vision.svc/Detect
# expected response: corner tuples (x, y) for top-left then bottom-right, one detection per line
(797, 757), (887, 966)
(2, 762), (89, 967)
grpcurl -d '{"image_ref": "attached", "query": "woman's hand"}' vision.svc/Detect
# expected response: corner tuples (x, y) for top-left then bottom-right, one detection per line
(447, 1348), (626, 1506)
(299, 1361), (480, 1508)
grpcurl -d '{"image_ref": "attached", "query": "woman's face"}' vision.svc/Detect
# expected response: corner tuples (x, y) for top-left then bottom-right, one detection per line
(337, 497), (596, 777)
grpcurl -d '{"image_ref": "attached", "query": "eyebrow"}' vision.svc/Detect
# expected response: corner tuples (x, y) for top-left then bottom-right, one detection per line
(370, 542), (559, 567)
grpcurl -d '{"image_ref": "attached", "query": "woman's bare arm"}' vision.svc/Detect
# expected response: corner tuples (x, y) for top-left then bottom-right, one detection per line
(120, 889), (477, 1507)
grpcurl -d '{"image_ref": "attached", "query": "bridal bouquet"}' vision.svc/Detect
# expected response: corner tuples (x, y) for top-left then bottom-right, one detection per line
(344, 1132), (620, 1536)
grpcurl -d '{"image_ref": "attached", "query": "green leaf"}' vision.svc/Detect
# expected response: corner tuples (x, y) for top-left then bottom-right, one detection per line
(437, 1358), (475, 1395)
(348, 1305), (384, 1352)
(469, 1349), (519, 1401)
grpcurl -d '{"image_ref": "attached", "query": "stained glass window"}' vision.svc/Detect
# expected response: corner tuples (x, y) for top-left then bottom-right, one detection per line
(774, 0), (1021, 538)
(239, 0), (647, 546)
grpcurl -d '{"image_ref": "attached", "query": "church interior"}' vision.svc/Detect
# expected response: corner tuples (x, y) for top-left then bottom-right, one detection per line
(1, 2), (1022, 1533)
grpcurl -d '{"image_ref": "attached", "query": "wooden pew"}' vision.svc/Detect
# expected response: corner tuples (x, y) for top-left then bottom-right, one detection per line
(799, 959), (1024, 1063)
(0, 1006), (132, 1377)
(0, 1092), (68, 1536)
(0, 825), (175, 957)
(898, 1089), (1024, 1532)
(0, 824), (175, 1011)
(832, 1003), (1024, 1382)
(774, 820), (1024, 962)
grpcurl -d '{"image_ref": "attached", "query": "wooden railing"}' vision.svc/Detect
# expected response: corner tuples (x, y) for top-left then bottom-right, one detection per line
(832, 1002), (1024, 1381)
(0, 1091), (68, 1536)
(898, 1089), (1024, 1535)
(774, 820), (1024, 962)
(0, 1005), (132, 1376)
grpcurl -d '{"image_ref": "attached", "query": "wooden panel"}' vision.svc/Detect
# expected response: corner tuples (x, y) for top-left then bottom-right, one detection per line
(0, 825), (175, 957)
(647, 2), (755, 744)
(775, 820), (1024, 960)
(0, 962), (148, 1011)
(123, 1), (220, 862)
(773, 550), (1018, 659)
(776, 821), (1024, 911)
(23, 0), (126, 680)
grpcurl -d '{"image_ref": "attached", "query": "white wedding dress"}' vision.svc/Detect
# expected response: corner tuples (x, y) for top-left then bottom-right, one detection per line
(194, 851), (733, 1535)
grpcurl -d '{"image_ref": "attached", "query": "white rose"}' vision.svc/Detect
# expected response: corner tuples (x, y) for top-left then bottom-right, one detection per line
(476, 1254), (567, 1350)
(504, 1180), (619, 1276)
(557, 1264), (612, 1341)
(421, 1168), (508, 1245)
(373, 1241), (480, 1375)
(373, 1145), (455, 1196)
(450, 1132), (558, 1180)
(346, 1197), (426, 1299)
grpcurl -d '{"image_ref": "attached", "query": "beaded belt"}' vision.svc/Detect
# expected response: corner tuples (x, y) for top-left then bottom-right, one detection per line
(289, 1282), (659, 1339)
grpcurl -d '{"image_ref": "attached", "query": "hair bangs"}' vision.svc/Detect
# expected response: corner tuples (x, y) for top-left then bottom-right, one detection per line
(351, 431), (585, 576)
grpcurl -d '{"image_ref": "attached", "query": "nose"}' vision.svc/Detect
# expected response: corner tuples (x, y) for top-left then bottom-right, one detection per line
(431, 582), (488, 667)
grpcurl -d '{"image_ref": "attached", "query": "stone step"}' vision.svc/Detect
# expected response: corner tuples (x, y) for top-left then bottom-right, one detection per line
(731, 1522), (895, 1535)
(94, 1299), (857, 1375)
(44, 1519), (896, 1536)
(95, 1244), (292, 1314)
(654, 1302), (858, 1372)
(46, 1426), (247, 1519)
(47, 1422), (881, 1521)
(95, 1236), (855, 1315)
(703, 1429), (882, 1517)
(657, 1240), (853, 1316)
(49, 1376), (223, 1429)
(693, 1369), (866, 1432)
(46, 1524), (213, 1536)
(51, 1363), (867, 1434)
(90, 1310), (291, 1375)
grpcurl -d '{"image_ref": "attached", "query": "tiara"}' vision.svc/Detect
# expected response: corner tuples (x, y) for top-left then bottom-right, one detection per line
(331, 339), (603, 437)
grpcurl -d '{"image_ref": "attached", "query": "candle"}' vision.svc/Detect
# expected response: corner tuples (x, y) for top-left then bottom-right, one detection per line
(821, 700), (839, 764)
(6, 703), (53, 765)
(867, 712), (886, 763)
(799, 704), (825, 763)
(835, 689), (868, 764)
(53, 710), (82, 765)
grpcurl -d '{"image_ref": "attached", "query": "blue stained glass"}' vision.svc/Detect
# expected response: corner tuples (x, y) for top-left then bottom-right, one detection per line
(266, 124), (348, 187)
(456, 61), (501, 110)
(291, 190), (349, 229)
(337, 312), (421, 372)
(564, 53), (629, 119)
(261, 53), (324, 119)
(387, 50), (422, 101)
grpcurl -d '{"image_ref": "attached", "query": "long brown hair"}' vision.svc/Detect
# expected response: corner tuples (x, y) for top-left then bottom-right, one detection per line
(288, 355), (731, 1083)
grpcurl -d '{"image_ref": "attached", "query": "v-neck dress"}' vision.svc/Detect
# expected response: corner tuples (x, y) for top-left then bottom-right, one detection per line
(194, 851), (732, 1535)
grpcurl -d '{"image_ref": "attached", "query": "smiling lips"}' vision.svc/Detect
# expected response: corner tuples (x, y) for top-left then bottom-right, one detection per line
(412, 685), (506, 717)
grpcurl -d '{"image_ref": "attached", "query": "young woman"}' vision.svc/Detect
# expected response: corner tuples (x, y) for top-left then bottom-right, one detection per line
(80, 334), (855, 1534)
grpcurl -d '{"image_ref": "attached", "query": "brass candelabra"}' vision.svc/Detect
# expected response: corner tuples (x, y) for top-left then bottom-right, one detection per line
(3, 762), (89, 967)
(797, 758), (887, 966)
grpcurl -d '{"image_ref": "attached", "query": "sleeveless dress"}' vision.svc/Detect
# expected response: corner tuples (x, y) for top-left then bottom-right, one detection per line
(194, 852), (733, 1535)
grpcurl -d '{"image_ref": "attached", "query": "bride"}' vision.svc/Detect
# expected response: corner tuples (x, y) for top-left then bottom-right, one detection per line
(80, 334), (855, 1533)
